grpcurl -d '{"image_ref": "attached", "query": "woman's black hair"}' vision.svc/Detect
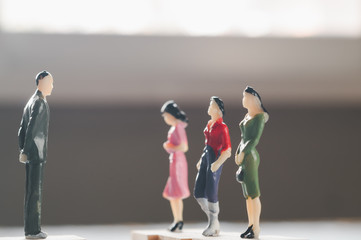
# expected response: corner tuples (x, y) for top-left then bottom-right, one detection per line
(161, 100), (188, 123)
(210, 96), (225, 117)
(35, 71), (50, 86)
(244, 86), (268, 114)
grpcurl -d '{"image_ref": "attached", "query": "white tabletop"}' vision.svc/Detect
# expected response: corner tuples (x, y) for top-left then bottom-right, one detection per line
(1, 221), (360, 240)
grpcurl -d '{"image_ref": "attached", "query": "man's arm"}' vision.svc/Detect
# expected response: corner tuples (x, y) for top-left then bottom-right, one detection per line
(20, 100), (42, 163)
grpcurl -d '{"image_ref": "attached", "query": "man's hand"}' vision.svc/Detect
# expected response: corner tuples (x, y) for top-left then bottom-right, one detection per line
(19, 153), (27, 164)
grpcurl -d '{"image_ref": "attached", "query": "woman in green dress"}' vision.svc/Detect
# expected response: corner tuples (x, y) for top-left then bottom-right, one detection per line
(235, 86), (269, 239)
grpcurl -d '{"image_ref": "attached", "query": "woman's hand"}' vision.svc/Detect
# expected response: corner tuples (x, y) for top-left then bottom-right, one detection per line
(163, 142), (174, 154)
(163, 141), (170, 150)
(164, 142), (188, 153)
(211, 148), (231, 172)
(235, 152), (245, 165)
(211, 161), (221, 172)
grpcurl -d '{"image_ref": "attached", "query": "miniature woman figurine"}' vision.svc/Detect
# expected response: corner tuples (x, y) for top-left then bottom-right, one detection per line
(161, 101), (190, 232)
(235, 86), (269, 239)
(18, 71), (54, 239)
(194, 96), (232, 237)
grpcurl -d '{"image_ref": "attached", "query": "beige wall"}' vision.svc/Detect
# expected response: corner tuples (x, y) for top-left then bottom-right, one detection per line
(0, 33), (360, 106)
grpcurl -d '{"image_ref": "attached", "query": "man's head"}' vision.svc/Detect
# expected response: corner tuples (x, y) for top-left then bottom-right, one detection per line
(36, 71), (54, 97)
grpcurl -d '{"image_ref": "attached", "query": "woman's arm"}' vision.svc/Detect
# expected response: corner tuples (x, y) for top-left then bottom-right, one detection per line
(211, 147), (231, 172)
(211, 124), (232, 172)
(165, 124), (189, 152)
(164, 142), (188, 152)
(239, 114), (265, 155)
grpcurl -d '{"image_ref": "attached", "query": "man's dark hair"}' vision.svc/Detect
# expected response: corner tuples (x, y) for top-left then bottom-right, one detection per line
(210, 96), (225, 117)
(35, 71), (50, 86)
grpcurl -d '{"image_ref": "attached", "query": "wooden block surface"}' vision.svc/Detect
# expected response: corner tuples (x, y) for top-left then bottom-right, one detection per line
(131, 229), (308, 240)
(0, 235), (85, 240)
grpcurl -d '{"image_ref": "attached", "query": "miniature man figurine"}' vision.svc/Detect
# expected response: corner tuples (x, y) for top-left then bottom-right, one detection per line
(194, 96), (231, 237)
(18, 71), (54, 239)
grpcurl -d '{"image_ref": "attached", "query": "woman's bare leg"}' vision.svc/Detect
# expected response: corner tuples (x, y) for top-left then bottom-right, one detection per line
(246, 197), (254, 227)
(251, 197), (261, 238)
(170, 198), (183, 222)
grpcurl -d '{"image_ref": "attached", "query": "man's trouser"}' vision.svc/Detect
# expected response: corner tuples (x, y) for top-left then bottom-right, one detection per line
(24, 162), (45, 235)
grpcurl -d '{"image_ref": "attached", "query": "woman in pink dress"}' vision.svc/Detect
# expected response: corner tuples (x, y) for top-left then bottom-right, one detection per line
(161, 100), (190, 232)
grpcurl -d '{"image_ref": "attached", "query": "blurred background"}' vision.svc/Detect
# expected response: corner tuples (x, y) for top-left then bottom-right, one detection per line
(0, 0), (360, 226)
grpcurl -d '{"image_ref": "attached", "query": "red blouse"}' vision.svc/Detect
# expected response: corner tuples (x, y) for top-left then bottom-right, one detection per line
(204, 117), (231, 158)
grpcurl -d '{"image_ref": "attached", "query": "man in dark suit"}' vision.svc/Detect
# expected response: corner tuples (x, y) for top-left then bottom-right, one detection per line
(18, 71), (54, 239)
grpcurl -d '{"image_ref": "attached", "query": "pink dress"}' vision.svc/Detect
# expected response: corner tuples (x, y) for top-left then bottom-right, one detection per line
(163, 122), (190, 200)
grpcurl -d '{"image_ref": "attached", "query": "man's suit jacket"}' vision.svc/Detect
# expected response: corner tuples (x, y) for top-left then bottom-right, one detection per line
(18, 90), (50, 164)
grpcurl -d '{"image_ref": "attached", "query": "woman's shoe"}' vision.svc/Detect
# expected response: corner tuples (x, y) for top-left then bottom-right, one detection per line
(245, 228), (255, 239)
(168, 221), (184, 232)
(240, 225), (253, 238)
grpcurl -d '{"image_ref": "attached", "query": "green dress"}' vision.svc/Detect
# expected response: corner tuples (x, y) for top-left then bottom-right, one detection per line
(236, 113), (265, 199)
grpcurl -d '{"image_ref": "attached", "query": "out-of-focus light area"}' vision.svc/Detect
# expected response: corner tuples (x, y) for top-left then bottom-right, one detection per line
(0, 0), (360, 37)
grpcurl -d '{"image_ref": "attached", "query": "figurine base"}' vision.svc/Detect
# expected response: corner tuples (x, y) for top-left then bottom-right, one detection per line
(131, 229), (307, 240)
(0, 235), (85, 240)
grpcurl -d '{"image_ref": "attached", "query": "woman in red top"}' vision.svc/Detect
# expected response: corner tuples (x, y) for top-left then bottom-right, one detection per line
(194, 96), (231, 237)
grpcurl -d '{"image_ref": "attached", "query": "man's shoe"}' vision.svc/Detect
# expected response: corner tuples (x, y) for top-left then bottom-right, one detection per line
(26, 231), (48, 239)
